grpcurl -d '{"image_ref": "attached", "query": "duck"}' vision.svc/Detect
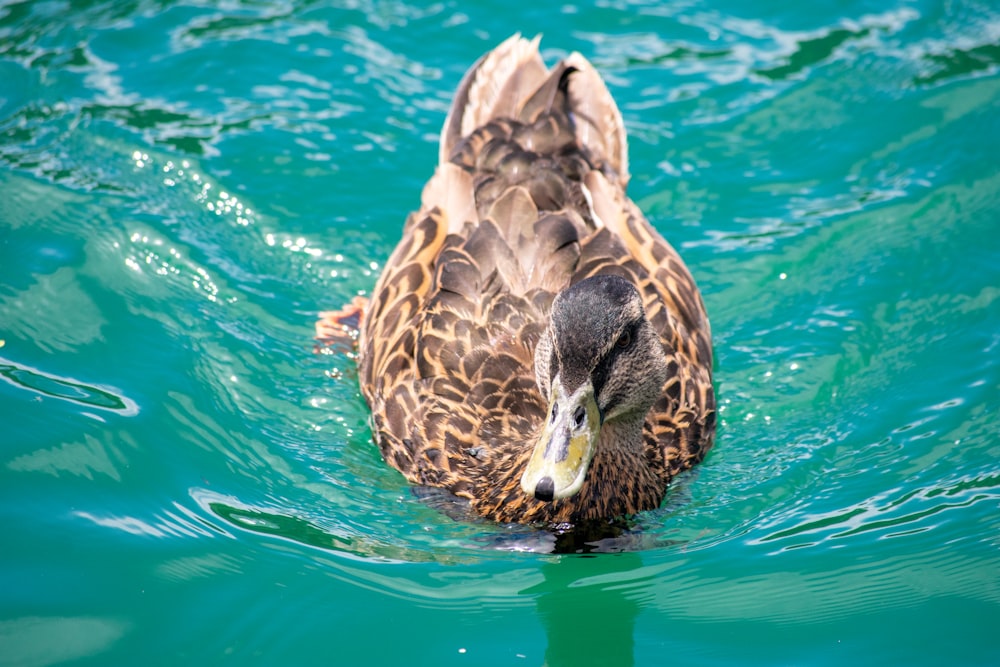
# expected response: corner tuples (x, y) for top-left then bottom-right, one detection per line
(320, 34), (716, 527)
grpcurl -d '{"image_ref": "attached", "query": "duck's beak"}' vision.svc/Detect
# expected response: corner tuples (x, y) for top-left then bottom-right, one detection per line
(521, 378), (602, 502)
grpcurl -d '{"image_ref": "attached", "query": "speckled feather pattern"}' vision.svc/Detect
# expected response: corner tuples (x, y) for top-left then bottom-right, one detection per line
(358, 35), (715, 525)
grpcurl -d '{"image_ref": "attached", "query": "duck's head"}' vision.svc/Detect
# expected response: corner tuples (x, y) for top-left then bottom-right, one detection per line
(521, 275), (669, 502)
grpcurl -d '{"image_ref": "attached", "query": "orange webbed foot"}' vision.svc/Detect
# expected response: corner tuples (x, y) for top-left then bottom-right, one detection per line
(314, 295), (369, 355)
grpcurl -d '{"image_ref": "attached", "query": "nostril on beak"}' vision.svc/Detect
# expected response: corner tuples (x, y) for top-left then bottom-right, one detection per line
(534, 476), (555, 502)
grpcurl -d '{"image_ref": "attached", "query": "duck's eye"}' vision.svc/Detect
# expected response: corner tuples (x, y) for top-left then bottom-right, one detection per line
(573, 405), (586, 429)
(616, 329), (632, 349)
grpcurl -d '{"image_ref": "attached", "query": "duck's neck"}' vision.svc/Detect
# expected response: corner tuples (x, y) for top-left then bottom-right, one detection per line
(477, 412), (663, 524)
(578, 414), (664, 516)
(597, 412), (646, 454)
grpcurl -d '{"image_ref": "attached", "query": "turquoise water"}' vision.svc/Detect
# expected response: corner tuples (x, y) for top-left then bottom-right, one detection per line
(2, 0), (998, 664)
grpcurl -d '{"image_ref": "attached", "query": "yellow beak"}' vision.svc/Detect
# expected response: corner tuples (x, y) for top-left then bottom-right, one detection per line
(521, 378), (602, 502)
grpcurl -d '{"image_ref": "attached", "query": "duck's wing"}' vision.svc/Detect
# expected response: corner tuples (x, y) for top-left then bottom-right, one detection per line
(572, 196), (717, 479)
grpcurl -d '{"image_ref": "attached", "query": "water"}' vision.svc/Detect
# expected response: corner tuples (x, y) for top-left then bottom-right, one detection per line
(1, 0), (998, 664)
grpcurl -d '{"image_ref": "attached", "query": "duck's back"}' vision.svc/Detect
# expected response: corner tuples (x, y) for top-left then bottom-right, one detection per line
(357, 35), (714, 523)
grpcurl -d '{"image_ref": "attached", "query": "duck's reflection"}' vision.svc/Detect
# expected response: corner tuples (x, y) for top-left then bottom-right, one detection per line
(526, 550), (644, 667)
(204, 492), (652, 666)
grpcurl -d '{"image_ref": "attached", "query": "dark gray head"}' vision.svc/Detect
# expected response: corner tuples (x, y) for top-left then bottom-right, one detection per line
(522, 275), (669, 501)
(539, 274), (668, 421)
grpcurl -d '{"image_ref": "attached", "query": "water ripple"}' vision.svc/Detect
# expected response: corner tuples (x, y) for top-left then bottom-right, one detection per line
(754, 470), (1000, 549)
(0, 357), (137, 415)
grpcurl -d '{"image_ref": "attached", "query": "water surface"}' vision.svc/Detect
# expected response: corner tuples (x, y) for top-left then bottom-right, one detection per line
(1, 1), (998, 665)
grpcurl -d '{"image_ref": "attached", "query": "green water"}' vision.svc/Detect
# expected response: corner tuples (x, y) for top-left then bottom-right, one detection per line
(2, 0), (998, 664)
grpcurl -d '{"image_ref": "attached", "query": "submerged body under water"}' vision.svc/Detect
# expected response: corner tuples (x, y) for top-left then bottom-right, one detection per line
(1, 0), (998, 665)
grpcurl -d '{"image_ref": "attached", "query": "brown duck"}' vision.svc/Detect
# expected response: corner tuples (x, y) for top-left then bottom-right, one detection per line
(322, 35), (715, 527)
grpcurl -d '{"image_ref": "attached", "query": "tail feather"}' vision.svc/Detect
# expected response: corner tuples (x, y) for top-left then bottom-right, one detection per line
(439, 34), (546, 165)
(561, 52), (629, 184)
(439, 35), (629, 183)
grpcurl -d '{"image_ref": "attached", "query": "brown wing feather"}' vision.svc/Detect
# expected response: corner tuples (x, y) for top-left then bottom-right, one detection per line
(357, 36), (715, 524)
